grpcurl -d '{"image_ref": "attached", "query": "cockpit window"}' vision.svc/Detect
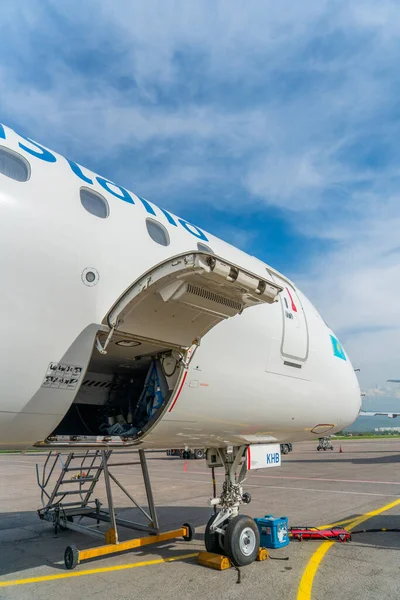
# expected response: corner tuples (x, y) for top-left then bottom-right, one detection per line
(80, 188), (109, 219)
(0, 147), (30, 182)
(146, 219), (170, 246)
(197, 243), (214, 253)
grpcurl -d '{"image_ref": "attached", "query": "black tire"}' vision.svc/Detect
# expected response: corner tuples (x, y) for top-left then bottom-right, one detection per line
(64, 544), (79, 570)
(323, 447), (327, 451)
(182, 522), (195, 541)
(194, 449), (205, 459)
(204, 513), (224, 554)
(224, 515), (260, 567)
(317, 447), (321, 451)
(281, 445), (289, 455)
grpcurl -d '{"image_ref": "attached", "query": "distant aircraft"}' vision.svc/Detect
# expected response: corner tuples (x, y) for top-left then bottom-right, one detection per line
(359, 379), (400, 419)
(360, 411), (400, 419)
(0, 122), (361, 565)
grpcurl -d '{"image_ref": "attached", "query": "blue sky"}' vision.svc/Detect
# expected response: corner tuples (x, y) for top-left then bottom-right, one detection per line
(1, 0), (400, 410)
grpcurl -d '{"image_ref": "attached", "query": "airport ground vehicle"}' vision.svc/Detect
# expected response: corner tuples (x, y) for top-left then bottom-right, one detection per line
(166, 448), (205, 459)
(280, 443), (292, 454)
(317, 437), (334, 451)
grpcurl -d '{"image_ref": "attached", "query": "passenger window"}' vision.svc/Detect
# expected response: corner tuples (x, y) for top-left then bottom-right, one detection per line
(197, 243), (214, 253)
(80, 188), (109, 219)
(0, 147), (30, 182)
(146, 219), (170, 246)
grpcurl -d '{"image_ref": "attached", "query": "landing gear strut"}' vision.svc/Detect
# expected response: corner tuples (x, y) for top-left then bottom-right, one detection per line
(205, 446), (260, 566)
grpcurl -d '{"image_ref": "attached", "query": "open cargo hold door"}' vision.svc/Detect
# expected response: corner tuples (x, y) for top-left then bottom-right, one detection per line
(100, 253), (283, 356)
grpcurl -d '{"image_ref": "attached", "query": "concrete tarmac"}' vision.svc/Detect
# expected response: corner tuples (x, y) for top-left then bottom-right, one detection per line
(0, 438), (399, 600)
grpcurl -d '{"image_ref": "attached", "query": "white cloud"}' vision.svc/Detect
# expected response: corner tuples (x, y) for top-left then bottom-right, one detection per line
(361, 381), (400, 413)
(296, 200), (400, 388)
(245, 152), (327, 210)
(364, 384), (400, 399)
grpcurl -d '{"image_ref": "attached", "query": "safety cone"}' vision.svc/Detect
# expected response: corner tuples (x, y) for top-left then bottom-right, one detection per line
(339, 445), (342, 453)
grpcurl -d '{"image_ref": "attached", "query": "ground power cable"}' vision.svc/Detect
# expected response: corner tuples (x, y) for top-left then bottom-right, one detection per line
(351, 528), (400, 534)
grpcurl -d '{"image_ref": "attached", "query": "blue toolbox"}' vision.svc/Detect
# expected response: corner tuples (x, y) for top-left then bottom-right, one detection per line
(254, 515), (290, 549)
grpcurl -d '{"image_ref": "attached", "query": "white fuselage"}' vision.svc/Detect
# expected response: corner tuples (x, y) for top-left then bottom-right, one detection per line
(0, 123), (361, 450)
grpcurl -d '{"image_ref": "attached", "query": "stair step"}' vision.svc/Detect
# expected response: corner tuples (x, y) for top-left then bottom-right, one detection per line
(55, 489), (93, 496)
(56, 501), (98, 508)
(66, 453), (102, 459)
(61, 507), (98, 516)
(63, 465), (104, 472)
(59, 477), (96, 484)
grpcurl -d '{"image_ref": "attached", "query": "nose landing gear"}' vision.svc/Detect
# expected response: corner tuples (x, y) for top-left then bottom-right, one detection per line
(317, 437), (334, 451)
(205, 446), (260, 566)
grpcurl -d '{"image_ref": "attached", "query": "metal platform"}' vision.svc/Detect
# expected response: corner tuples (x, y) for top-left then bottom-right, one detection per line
(36, 448), (194, 568)
(37, 448), (159, 537)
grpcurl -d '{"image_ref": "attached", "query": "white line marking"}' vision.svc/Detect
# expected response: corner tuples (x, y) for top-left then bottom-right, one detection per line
(152, 475), (400, 497)
(145, 466), (400, 487)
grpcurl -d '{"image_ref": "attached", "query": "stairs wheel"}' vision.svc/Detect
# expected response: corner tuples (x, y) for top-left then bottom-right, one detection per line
(182, 522), (195, 541)
(64, 544), (79, 570)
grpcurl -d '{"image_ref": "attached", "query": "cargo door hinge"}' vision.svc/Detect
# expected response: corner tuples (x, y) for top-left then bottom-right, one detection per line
(95, 320), (120, 355)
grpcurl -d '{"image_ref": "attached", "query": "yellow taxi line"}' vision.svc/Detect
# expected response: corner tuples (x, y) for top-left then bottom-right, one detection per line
(0, 552), (199, 587)
(297, 497), (400, 600)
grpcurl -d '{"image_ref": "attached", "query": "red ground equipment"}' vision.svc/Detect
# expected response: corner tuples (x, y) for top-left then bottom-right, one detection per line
(290, 527), (351, 542)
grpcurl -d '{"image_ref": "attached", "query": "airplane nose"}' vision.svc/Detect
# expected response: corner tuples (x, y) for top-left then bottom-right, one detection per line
(337, 380), (362, 431)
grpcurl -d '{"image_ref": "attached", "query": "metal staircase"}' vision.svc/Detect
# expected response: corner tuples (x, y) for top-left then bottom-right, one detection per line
(36, 449), (159, 540)
(36, 450), (111, 532)
(35, 448), (196, 570)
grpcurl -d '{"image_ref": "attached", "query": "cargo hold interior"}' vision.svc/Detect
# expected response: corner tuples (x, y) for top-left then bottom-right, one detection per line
(52, 331), (183, 440)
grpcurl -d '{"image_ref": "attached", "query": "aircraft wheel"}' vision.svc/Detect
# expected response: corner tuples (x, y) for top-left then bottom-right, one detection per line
(182, 522), (195, 541)
(224, 515), (260, 567)
(194, 449), (205, 459)
(281, 444), (289, 455)
(204, 513), (224, 554)
(64, 544), (79, 570)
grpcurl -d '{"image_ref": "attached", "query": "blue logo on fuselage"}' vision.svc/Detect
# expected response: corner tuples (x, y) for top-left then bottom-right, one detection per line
(0, 123), (209, 242)
(330, 335), (346, 361)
